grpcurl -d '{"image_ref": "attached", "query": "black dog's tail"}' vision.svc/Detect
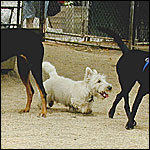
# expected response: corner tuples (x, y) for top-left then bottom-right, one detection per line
(97, 27), (129, 54)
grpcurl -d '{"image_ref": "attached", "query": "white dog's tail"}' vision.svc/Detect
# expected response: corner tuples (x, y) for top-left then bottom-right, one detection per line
(42, 61), (57, 77)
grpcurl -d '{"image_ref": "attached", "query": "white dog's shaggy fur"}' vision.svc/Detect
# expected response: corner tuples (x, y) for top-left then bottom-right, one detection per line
(38, 61), (112, 114)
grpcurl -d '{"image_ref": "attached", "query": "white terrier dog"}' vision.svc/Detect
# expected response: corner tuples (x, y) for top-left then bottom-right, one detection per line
(38, 61), (112, 114)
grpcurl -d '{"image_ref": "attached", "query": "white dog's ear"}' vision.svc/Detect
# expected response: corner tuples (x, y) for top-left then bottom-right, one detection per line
(93, 69), (97, 74)
(84, 67), (93, 81)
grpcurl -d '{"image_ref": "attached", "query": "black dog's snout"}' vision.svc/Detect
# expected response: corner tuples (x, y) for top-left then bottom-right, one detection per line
(107, 86), (112, 91)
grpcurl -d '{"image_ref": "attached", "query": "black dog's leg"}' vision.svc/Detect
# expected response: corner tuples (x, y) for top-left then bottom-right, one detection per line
(109, 91), (123, 118)
(109, 92), (131, 119)
(109, 78), (136, 118)
(121, 79), (136, 118)
(17, 56), (34, 113)
(30, 59), (47, 117)
(123, 93), (131, 119)
(125, 86), (148, 129)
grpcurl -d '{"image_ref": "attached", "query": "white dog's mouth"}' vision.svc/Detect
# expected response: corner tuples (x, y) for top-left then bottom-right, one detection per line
(99, 91), (109, 98)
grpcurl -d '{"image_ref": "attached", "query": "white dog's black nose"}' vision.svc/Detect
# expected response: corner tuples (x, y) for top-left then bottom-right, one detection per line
(107, 86), (112, 91)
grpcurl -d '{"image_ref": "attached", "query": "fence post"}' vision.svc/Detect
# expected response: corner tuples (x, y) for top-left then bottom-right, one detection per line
(39, 1), (45, 41)
(129, 1), (135, 50)
(21, 1), (24, 27)
(17, 1), (21, 28)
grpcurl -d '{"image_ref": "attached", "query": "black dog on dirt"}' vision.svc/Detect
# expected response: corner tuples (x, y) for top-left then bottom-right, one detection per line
(98, 27), (149, 129)
(1, 28), (47, 117)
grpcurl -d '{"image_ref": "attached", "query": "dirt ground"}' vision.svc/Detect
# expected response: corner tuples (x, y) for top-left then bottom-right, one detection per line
(1, 41), (149, 149)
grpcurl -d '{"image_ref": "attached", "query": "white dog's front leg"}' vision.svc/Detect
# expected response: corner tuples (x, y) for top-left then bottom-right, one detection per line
(71, 98), (81, 111)
(71, 98), (92, 114)
(69, 106), (77, 113)
(37, 91), (42, 109)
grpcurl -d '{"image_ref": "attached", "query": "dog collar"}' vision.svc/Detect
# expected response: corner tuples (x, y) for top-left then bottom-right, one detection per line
(142, 57), (149, 72)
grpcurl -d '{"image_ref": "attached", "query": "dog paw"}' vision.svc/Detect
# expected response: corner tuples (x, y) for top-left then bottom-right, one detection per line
(82, 110), (92, 114)
(18, 108), (30, 114)
(71, 102), (79, 110)
(38, 112), (47, 118)
(125, 120), (137, 130)
(38, 109), (47, 118)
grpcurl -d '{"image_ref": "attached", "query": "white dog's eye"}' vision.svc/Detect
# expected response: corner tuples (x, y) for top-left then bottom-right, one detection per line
(97, 80), (101, 83)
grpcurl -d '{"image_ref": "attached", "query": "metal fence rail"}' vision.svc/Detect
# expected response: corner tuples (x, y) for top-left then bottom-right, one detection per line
(1, 1), (149, 49)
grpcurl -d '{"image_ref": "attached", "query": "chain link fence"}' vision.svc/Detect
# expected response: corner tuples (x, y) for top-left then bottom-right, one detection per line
(1, 1), (149, 48)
